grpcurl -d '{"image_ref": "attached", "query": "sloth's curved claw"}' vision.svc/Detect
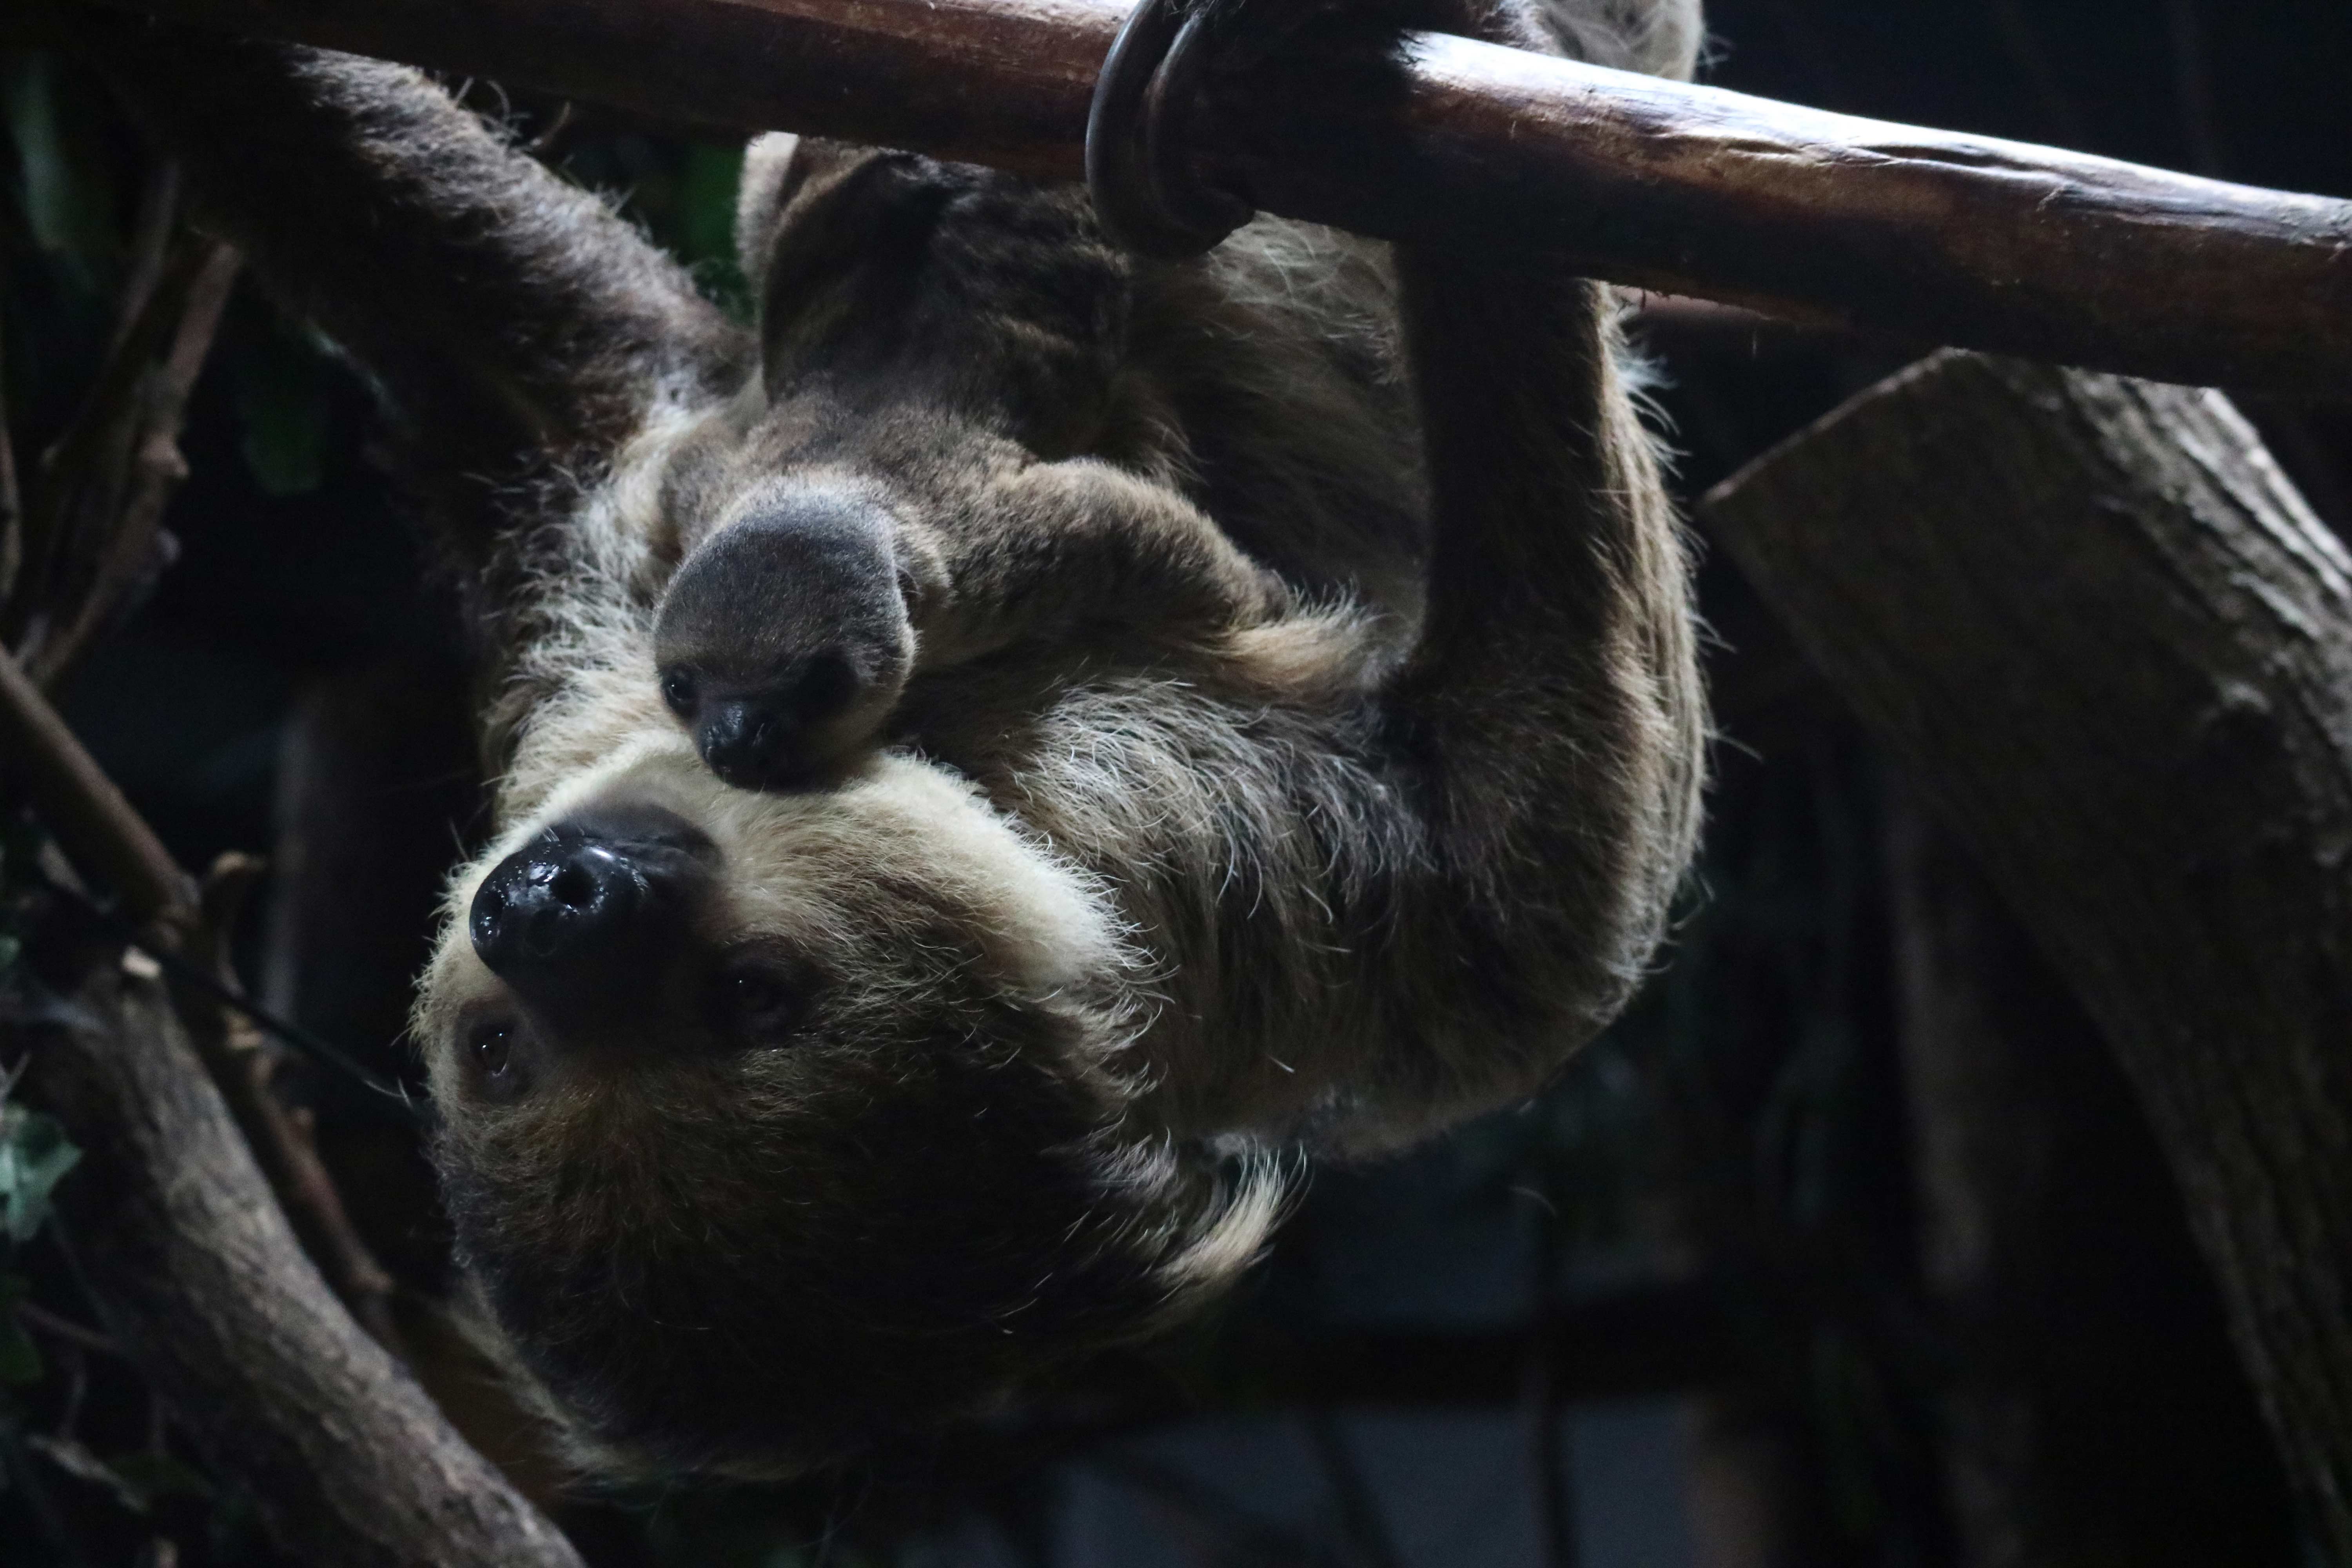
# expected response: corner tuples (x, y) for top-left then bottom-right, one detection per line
(1085, 0), (1258, 258)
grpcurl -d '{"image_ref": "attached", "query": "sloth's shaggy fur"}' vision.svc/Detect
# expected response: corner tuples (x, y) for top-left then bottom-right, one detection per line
(93, 0), (1707, 1478)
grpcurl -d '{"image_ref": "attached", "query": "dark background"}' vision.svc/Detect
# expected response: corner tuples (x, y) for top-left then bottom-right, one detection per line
(2, 0), (2347, 1561)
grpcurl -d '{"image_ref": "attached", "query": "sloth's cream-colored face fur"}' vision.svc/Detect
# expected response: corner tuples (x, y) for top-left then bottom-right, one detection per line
(411, 741), (1266, 1475)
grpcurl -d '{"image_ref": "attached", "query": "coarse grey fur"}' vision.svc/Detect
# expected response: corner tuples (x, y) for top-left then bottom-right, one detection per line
(85, 0), (1706, 1479)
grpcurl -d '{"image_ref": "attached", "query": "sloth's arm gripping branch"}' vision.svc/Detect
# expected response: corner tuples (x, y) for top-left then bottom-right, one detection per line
(1383, 254), (1705, 1048)
(69, 9), (745, 529)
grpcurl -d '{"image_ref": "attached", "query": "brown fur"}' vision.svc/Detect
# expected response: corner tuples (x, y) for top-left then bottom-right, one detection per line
(91, 0), (1706, 1478)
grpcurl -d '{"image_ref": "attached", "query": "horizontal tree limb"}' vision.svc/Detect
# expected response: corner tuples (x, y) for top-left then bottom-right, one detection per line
(1704, 352), (2352, 1556)
(86, 0), (2352, 395)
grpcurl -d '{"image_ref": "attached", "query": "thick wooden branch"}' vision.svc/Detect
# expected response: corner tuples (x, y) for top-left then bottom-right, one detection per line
(22, 964), (580, 1568)
(86, 0), (2352, 395)
(1703, 353), (2352, 1556)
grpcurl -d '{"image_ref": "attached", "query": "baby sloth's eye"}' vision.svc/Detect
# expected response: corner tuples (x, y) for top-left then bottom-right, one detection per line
(711, 960), (805, 1042)
(660, 668), (698, 716)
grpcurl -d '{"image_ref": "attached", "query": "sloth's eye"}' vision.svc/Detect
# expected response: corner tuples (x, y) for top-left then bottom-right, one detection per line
(713, 963), (804, 1041)
(467, 1018), (516, 1084)
(660, 668), (698, 715)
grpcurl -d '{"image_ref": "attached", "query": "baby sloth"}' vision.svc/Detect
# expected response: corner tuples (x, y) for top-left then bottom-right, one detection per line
(92, 0), (1704, 1479)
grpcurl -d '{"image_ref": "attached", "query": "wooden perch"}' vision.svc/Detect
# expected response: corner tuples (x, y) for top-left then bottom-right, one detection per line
(1704, 353), (2352, 1557)
(87, 0), (2352, 395)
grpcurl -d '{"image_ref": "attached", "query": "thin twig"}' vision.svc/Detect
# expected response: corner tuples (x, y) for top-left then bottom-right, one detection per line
(109, 163), (183, 359)
(7, 165), (182, 653)
(15, 1302), (122, 1361)
(51, 880), (417, 1108)
(56, 1335), (90, 1437)
(178, 853), (409, 1358)
(9, 236), (212, 657)
(0, 645), (192, 930)
(35, 239), (242, 689)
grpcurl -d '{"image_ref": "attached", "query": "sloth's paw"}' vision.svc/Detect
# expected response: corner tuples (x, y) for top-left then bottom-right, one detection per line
(653, 487), (915, 791)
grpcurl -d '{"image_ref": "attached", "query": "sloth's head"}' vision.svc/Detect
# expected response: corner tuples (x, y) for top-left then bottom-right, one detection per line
(414, 741), (1278, 1478)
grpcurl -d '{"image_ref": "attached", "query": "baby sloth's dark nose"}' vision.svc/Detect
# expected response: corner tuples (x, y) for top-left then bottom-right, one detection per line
(470, 808), (711, 1013)
(694, 654), (860, 789)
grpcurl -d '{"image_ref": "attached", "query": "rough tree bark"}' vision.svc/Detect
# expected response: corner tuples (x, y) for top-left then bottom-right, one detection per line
(20, 961), (582, 1568)
(1706, 352), (2352, 1556)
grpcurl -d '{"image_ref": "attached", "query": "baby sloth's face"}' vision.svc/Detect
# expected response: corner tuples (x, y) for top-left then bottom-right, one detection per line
(412, 744), (1247, 1477)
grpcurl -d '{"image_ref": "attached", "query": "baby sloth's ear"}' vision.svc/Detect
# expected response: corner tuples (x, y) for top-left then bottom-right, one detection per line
(733, 138), (1130, 452)
(737, 138), (963, 403)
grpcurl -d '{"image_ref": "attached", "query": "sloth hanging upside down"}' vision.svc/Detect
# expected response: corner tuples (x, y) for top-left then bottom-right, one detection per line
(82, 0), (1705, 1479)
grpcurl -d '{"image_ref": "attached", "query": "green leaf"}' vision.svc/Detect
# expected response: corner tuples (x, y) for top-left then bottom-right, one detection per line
(677, 142), (750, 317)
(676, 143), (744, 266)
(0, 53), (123, 272)
(0, 1104), (81, 1245)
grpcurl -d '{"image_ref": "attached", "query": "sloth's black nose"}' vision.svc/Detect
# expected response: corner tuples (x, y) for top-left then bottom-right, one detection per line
(470, 808), (711, 1011)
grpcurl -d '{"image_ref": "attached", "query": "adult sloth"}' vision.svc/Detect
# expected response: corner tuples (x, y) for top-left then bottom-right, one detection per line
(84, 0), (1704, 1478)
